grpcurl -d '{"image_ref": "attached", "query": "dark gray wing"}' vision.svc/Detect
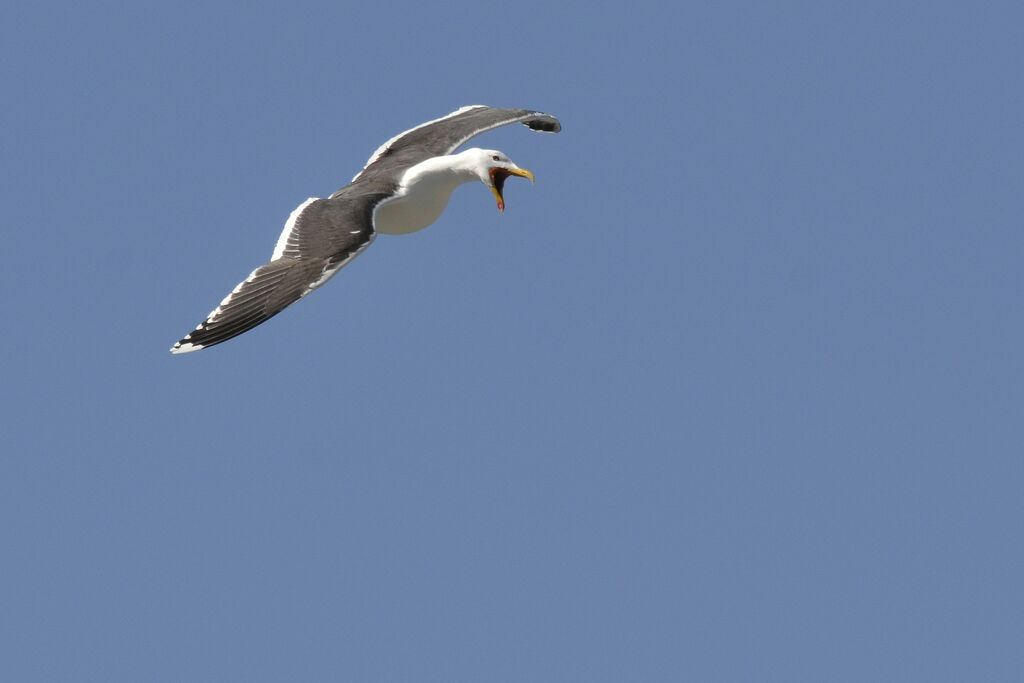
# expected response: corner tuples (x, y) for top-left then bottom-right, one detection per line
(347, 105), (561, 187)
(170, 194), (383, 354)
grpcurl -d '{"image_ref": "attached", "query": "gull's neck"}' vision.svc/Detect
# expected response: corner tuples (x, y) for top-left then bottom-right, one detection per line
(398, 151), (479, 189)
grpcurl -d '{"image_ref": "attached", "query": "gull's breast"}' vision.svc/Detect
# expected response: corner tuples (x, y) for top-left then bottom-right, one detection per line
(373, 169), (463, 235)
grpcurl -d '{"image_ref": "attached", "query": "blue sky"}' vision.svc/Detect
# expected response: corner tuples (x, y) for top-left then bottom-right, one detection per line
(2, 1), (1022, 680)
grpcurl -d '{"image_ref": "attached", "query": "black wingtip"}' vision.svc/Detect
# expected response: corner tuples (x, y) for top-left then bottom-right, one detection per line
(524, 115), (562, 133)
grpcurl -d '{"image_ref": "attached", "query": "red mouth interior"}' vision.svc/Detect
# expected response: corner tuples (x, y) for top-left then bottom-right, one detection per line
(489, 168), (509, 196)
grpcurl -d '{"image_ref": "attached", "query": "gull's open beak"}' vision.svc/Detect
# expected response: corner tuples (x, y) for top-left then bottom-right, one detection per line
(489, 167), (535, 213)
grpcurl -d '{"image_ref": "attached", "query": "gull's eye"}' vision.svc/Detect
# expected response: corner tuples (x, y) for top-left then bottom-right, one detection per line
(491, 155), (500, 161)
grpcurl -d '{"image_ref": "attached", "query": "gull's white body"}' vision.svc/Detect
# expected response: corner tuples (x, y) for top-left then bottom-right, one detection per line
(374, 156), (475, 235)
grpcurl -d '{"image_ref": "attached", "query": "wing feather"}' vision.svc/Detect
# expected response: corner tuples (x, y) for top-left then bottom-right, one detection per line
(171, 258), (322, 353)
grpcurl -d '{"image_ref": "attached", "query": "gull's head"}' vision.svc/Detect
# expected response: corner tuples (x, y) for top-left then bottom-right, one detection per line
(460, 147), (535, 213)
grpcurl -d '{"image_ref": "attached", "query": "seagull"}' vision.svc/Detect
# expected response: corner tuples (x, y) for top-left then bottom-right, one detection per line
(170, 105), (561, 354)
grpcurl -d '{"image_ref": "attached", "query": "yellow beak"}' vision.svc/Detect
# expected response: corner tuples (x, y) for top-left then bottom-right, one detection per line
(506, 167), (535, 183)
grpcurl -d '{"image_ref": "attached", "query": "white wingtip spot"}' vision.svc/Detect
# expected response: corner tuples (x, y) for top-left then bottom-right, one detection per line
(170, 342), (203, 354)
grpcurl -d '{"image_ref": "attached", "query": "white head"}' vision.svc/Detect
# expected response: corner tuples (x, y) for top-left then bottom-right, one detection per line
(455, 147), (536, 212)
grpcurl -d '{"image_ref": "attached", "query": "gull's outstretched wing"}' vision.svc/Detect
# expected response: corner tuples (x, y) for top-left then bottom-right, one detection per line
(170, 195), (378, 354)
(347, 105), (561, 187)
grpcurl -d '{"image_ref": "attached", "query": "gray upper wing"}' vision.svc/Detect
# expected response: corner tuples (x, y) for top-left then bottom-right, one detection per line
(348, 105), (561, 187)
(170, 257), (331, 353)
(271, 194), (378, 261)
(170, 192), (387, 353)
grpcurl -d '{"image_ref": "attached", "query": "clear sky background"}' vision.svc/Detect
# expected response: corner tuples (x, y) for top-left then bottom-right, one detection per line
(2, 1), (1022, 680)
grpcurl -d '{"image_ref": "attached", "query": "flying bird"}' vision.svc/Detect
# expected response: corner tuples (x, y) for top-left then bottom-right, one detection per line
(170, 105), (561, 354)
